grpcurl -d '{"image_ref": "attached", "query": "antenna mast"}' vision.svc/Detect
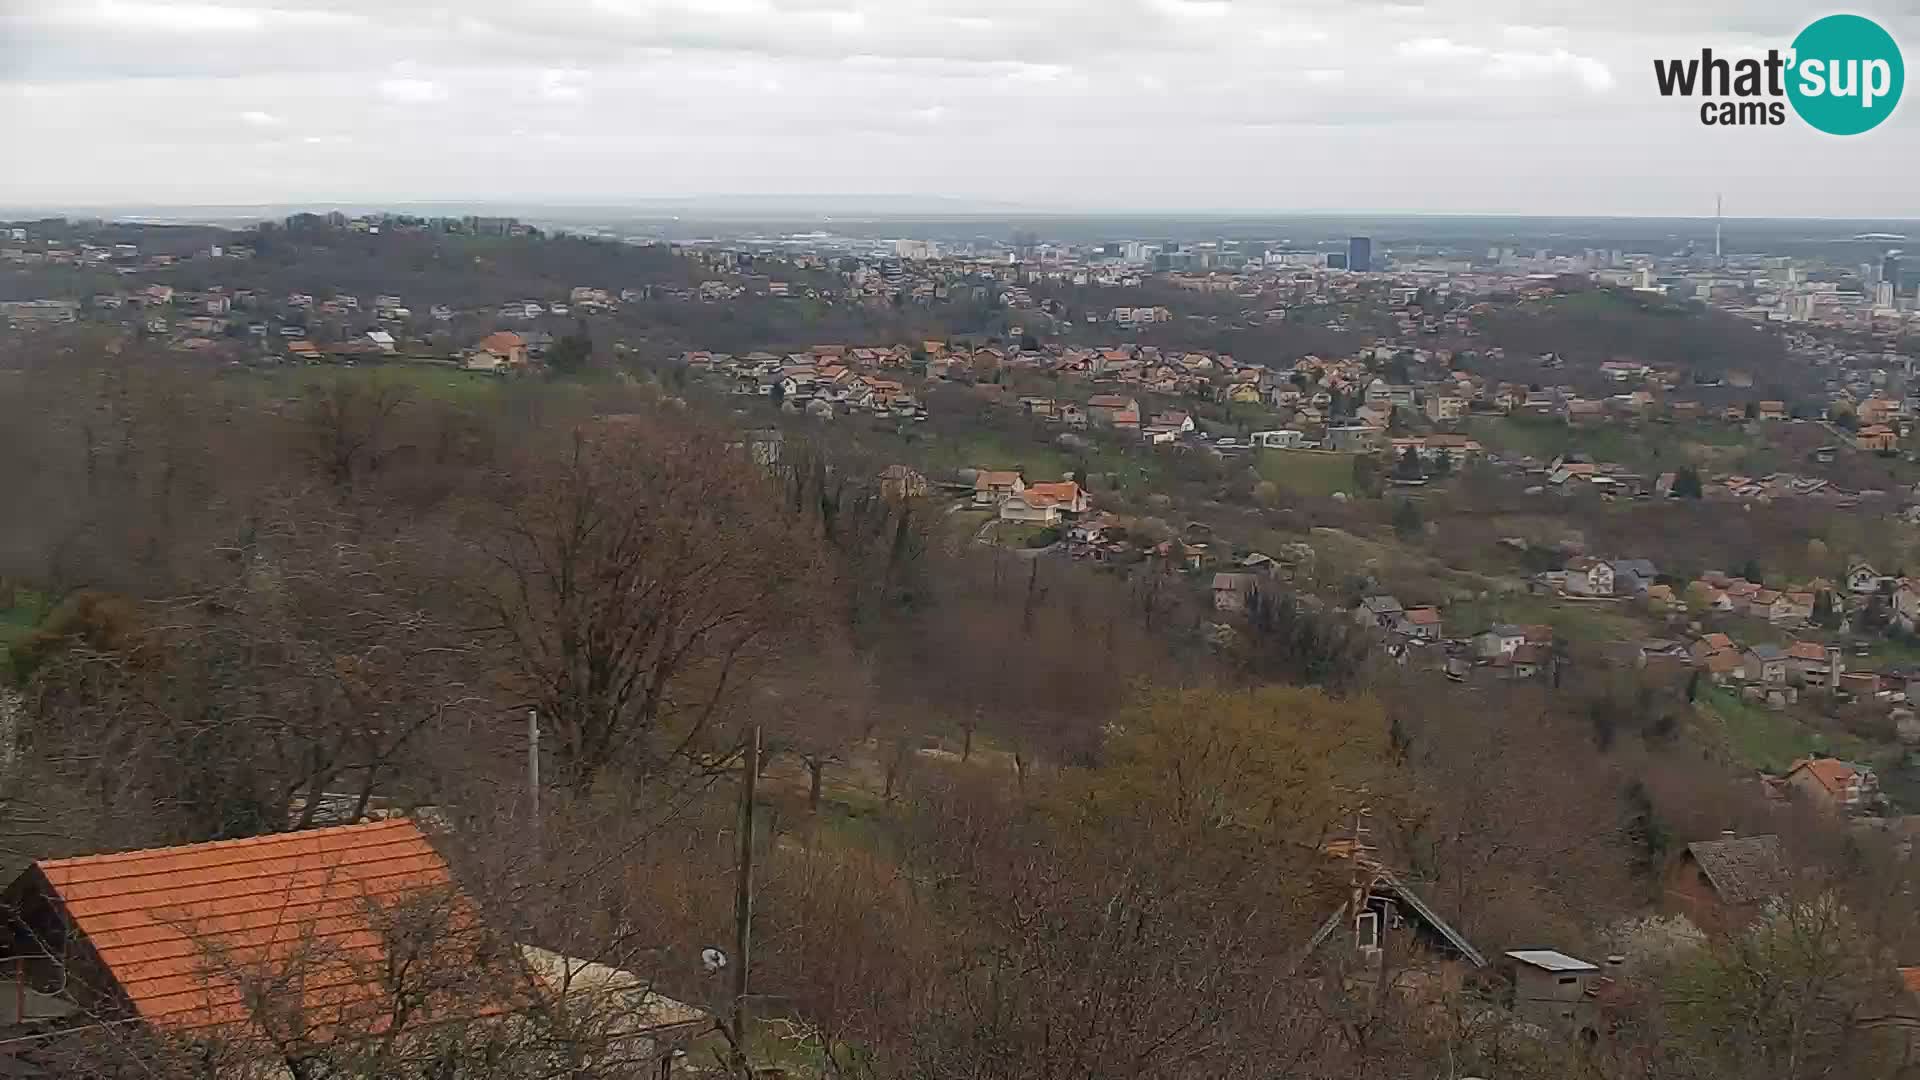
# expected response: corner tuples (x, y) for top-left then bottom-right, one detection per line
(1715, 193), (1723, 262)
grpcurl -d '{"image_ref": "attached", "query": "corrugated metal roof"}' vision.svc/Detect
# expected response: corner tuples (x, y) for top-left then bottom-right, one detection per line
(1505, 949), (1597, 973)
(34, 819), (481, 1033)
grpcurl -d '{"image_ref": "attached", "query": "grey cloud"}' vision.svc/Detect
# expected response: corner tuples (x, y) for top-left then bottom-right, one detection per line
(0, 0), (1915, 213)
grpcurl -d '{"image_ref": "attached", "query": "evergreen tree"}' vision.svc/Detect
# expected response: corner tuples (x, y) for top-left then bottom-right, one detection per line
(546, 321), (593, 375)
(1392, 499), (1422, 538)
(1672, 465), (1704, 499)
(1812, 590), (1841, 629)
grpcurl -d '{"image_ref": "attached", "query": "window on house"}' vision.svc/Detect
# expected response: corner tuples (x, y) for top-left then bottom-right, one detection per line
(1558, 976), (1578, 986)
(1355, 912), (1380, 950)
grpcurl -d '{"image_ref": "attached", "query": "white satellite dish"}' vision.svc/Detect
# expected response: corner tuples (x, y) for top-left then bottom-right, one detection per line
(701, 947), (729, 974)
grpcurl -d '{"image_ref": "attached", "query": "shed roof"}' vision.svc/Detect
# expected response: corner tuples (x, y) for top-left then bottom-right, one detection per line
(1505, 949), (1598, 973)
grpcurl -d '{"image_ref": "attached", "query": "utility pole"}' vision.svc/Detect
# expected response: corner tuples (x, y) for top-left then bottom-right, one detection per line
(527, 709), (541, 863)
(731, 724), (761, 1078)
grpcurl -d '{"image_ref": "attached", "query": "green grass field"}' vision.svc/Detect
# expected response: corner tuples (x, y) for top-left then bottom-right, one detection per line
(1254, 449), (1356, 498)
(233, 362), (510, 405)
(1470, 416), (1747, 474)
(919, 430), (1078, 482)
(1441, 592), (1650, 644)
(1697, 687), (1875, 773)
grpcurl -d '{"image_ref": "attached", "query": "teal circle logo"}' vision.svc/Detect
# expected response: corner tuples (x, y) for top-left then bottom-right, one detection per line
(1787, 14), (1904, 135)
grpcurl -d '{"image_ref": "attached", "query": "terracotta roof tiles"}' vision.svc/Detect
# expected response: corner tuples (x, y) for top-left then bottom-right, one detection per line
(1788, 757), (1859, 796)
(33, 820), (485, 1033)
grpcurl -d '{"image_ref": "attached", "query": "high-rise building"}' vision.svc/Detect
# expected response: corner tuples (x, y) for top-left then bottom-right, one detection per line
(1876, 281), (1896, 308)
(1326, 252), (1349, 270)
(1347, 236), (1372, 274)
(1883, 251), (1902, 294)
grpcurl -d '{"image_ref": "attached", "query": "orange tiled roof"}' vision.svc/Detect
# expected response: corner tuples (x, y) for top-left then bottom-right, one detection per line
(33, 820), (483, 1033)
(1788, 757), (1859, 796)
(477, 330), (524, 353)
(1703, 650), (1742, 674)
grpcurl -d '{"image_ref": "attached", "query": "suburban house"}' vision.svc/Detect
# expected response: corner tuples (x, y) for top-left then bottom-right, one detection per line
(1024, 480), (1090, 515)
(1849, 563), (1887, 594)
(1858, 424), (1899, 451)
(465, 330), (528, 372)
(1354, 595), (1405, 631)
(0, 820), (706, 1074)
(1785, 757), (1881, 815)
(1643, 583), (1679, 610)
(1687, 582), (1736, 613)
(997, 492), (1062, 526)
(1149, 410), (1195, 434)
(1395, 606), (1443, 642)
(973, 470), (1025, 506)
(1423, 432), (1485, 463)
(1424, 394), (1466, 422)
(877, 464), (929, 500)
(1492, 642), (1550, 679)
(1785, 641), (1840, 684)
(1780, 591), (1817, 623)
(1212, 572), (1259, 612)
(1739, 644), (1789, 686)
(1475, 624), (1527, 658)
(1326, 424), (1383, 453)
(1893, 581), (1920, 631)
(1699, 648), (1743, 683)
(1086, 394), (1139, 426)
(1563, 557), (1616, 597)
(1252, 430), (1309, 449)
(1690, 633), (1736, 663)
(1664, 833), (1787, 933)
(1611, 559), (1660, 597)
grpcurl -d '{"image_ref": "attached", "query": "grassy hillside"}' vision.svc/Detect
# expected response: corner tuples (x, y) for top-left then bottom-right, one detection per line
(1255, 449), (1356, 498)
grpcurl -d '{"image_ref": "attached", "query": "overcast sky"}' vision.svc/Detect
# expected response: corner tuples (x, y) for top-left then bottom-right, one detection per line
(0, 0), (1914, 216)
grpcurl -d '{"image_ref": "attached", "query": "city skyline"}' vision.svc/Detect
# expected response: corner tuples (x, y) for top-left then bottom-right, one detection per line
(1, 0), (1916, 216)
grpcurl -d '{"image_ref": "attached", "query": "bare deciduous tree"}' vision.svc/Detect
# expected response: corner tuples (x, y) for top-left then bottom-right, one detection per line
(478, 414), (829, 793)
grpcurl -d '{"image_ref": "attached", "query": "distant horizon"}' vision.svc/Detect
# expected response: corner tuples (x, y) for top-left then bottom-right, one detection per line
(5, 198), (1920, 229)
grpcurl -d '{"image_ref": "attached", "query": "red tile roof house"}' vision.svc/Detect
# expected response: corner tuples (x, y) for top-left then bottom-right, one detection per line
(0, 820), (704, 1072)
(1785, 757), (1881, 815)
(1395, 606), (1444, 642)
